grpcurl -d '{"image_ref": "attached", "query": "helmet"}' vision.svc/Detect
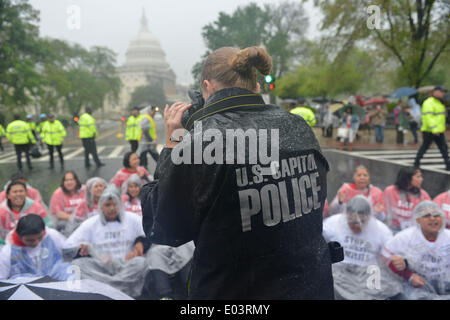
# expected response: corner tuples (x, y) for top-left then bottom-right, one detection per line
(40, 113), (47, 118)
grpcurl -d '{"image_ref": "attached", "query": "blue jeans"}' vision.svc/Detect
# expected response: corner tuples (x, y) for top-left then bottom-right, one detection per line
(374, 125), (384, 143)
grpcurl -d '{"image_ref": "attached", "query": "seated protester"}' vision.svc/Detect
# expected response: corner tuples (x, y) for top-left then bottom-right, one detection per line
(121, 174), (143, 216)
(0, 215), (70, 280)
(50, 171), (86, 237)
(75, 177), (107, 221)
(433, 189), (450, 229)
(381, 201), (450, 300)
(0, 181), (50, 244)
(110, 152), (151, 191)
(323, 196), (402, 300)
(384, 167), (430, 233)
(0, 172), (45, 206)
(327, 165), (385, 221)
(62, 186), (149, 298)
(143, 241), (195, 300)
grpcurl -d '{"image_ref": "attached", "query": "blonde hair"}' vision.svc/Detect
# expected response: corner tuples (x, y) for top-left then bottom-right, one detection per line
(201, 46), (272, 92)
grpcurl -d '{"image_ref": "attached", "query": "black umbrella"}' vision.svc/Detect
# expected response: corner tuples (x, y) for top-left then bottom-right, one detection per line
(312, 97), (328, 103)
(0, 276), (133, 300)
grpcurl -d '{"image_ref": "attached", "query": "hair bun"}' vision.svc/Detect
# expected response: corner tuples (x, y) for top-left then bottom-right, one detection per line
(229, 46), (272, 76)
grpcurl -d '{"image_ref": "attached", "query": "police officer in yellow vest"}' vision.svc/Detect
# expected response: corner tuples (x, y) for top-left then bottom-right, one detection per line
(78, 106), (105, 168)
(138, 105), (159, 169)
(25, 114), (37, 140)
(6, 114), (36, 171)
(126, 106), (142, 153)
(41, 114), (67, 169)
(0, 123), (5, 151)
(414, 86), (449, 171)
(290, 97), (317, 127)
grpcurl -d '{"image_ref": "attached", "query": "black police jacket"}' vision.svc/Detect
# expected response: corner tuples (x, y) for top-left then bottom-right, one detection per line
(141, 87), (334, 299)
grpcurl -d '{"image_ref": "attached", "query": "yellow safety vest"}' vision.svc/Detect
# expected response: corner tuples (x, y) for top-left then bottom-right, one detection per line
(125, 115), (142, 141)
(6, 120), (36, 145)
(290, 106), (317, 127)
(78, 113), (98, 139)
(41, 120), (67, 146)
(0, 124), (5, 137)
(141, 114), (157, 140)
(421, 97), (447, 134)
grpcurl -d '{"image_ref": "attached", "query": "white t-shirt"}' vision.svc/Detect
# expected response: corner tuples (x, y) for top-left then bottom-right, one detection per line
(323, 214), (393, 266)
(0, 227), (66, 280)
(63, 211), (145, 261)
(382, 226), (450, 283)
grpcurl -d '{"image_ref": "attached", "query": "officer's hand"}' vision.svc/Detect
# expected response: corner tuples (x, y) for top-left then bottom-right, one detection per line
(164, 102), (192, 148)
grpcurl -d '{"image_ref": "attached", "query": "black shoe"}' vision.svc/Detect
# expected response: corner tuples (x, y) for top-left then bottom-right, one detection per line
(96, 162), (106, 167)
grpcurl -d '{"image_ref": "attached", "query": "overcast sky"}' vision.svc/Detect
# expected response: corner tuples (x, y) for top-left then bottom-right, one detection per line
(29, 0), (323, 86)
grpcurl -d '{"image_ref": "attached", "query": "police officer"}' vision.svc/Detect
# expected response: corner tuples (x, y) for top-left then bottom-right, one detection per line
(0, 123), (5, 151)
(290, 98), (317, 127)
(6, 114), (36, 171)
(25, 114), (37, 140)
(141, 46), (334, 299)
(126, 106), (142, 153)
(138, 105), (159, 169)
(414, 86), (449, 171)
(78, 107), (105, 168)
(36, 113), (47, 148)
(41, 114), (66, 169)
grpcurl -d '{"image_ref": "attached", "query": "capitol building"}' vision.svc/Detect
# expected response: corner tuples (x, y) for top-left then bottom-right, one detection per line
(105, 10), (187, 115)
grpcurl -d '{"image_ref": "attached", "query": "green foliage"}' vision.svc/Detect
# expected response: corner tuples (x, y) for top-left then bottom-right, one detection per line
(128, 84), (167, 109)
(0, 0), (121, 120)
(192, 1), (308, 86)
(313, 0), (450, 88)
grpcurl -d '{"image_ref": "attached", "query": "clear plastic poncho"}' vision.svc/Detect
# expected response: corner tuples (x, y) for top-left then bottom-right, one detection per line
(328, 196), (403, 300)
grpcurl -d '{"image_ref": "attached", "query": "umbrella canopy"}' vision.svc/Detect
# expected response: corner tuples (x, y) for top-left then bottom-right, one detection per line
(0, 276), (133, 300)
(365, 97), (389, 105)
(334, 104), (365, 117)
(417, 85), (435, 93)
(329, 103), (344, 113)
(312, 97), (328, 104)
(391, 87), (418, 98)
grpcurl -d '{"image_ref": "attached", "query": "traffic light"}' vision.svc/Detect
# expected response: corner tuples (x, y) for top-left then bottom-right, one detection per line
(73, 116), (79, 123)
(265, 75), (275, 91)
(120, 116), (125, 122)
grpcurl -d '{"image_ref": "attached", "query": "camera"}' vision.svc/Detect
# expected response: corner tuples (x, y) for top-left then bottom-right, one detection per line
(181, 90), (205, 129)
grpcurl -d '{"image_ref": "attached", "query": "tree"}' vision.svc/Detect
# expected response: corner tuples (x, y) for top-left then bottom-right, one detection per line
(128, 84), (167, 109)
(0, 0), (43, 114)
(312, 0), (450, 88)
(192, 1), (309, 87)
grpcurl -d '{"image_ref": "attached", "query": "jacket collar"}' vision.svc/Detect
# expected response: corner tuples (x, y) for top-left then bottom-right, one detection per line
(185, 87), (266, 130)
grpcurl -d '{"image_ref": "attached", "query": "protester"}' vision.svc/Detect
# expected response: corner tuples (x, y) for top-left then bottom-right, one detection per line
(126, 106), (142, 153)
(414, 86), (450, 171)
(63, 186), (149, 298)
(50, 171), (86, 236)
(121, 174), (143, 216)
(433, 189), (450, 229)
(6, 114), (36, 171)
(138, 105), (160, 170)
(369, 104), (388, 143)
(141, 46), (335, 299)
(382, 201), (450, 299)
(41, 114), (66, 169)
(0, 215), (70, 280)
(74, 177), (107, 222)
(0, 181), (50, 243)
(323, 196), (401, 300)
(110, 151), (151, 190)
(384, 167), (431, 232)
(0, 172), (44, 206)
(327, 165), (385, 221)
(338, 107), (359, 151)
